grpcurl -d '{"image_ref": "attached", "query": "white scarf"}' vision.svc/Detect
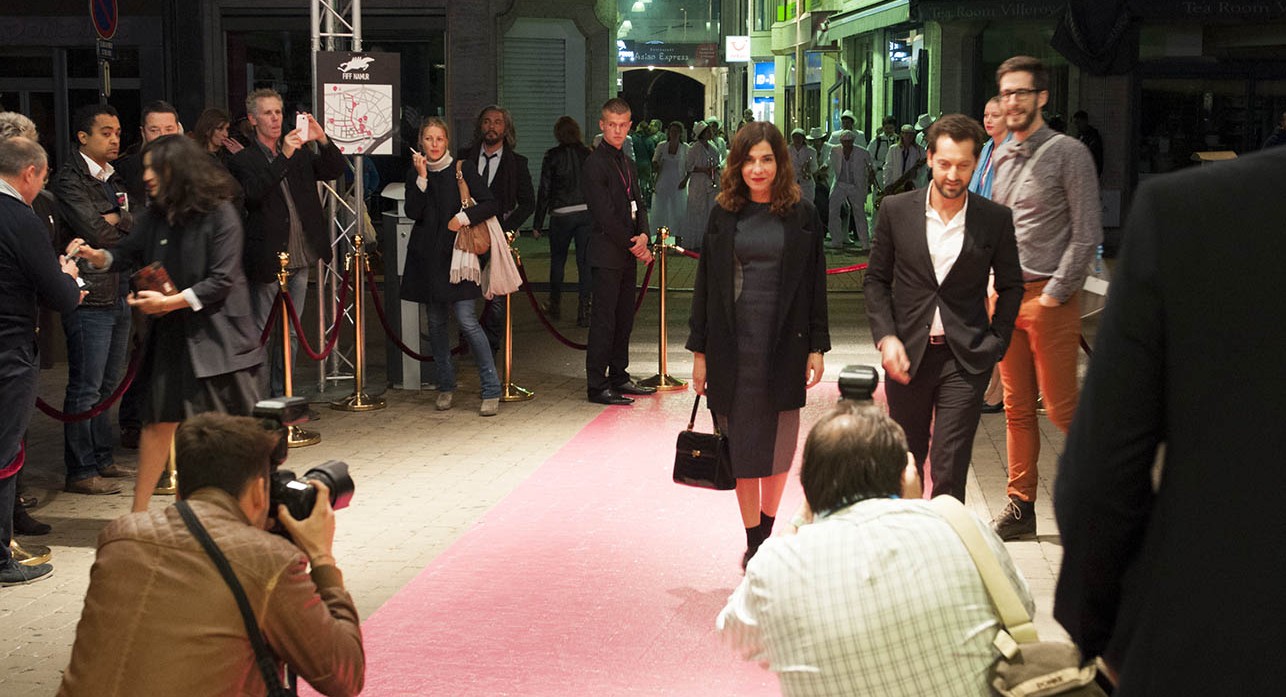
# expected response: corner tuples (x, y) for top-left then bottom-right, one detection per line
(427, 153), (454, 173)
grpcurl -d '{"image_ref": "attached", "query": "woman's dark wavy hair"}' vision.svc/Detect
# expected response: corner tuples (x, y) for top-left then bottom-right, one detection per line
(715, 121), (799, 217)
(553, 115), (589, 152)
(142, 135), (237, 227)
(189, 107), (231, 152)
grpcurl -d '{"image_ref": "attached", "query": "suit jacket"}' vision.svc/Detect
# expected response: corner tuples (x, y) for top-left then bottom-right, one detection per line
(58, 488), (363, 697)
(883, 143), (926, 190)
(685, 200), (830, 415)
(108, 202), (263, 378)
(864, 189), (1022, 379)
(828, 145), (872, 190)
(582, 141), (650, 270)
(228, 138), (346, 283)
(456, 143), (535, 232)
(49, 151), (134, 307)
(1053, 147), (1286, 696)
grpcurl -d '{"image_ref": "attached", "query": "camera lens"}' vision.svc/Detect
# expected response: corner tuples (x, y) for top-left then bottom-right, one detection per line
(302, 460), (354, 512)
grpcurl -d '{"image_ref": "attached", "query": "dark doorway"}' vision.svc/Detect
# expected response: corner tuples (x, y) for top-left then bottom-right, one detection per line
(622, 69), (704, 138)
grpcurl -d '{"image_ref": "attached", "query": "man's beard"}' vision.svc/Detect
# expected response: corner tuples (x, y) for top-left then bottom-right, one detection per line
(483, 130), (502, 146)
(934, 179), (966, 200)
(1007, 105), (1038, 133)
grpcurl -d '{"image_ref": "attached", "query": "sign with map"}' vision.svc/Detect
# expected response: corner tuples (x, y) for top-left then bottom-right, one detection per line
(315, 51), (400, 156)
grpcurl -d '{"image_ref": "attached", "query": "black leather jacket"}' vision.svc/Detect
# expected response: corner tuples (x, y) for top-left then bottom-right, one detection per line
(533, 143), (591, 230)
(50, 153), (134, 307)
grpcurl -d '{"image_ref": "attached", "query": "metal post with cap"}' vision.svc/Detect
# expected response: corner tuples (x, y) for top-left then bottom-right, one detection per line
(278, 253), (322, 444)
(331, 234), (386, 411)
(640, 226), (687, 391)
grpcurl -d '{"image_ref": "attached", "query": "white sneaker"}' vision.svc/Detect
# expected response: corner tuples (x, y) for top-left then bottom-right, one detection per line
(436, 392), (454, 411)
(479, 398), (499, 417)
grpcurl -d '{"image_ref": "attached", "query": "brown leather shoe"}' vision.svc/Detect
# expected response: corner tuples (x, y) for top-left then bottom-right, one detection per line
(64, 476), (123, 495)
(98, 463), (137, 478)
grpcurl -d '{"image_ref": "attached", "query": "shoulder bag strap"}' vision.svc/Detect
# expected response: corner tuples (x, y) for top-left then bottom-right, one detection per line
(176, 501), (293, 697)
(928, 496), (1039, 646)
(687, 394), (702, 430)
(1004, 133), (1063, 207)
(455, 161), (474, 207)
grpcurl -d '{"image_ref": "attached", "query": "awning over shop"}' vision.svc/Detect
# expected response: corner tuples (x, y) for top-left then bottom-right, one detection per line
(820, 0), (911, 43)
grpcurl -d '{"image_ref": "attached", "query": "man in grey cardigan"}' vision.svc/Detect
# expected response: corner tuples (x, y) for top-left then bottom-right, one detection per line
(989, 55), (1101, 541)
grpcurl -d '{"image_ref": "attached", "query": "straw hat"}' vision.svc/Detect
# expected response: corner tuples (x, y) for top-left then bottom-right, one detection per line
(791, 128), (806, 138)
(838, 129), (856, 142)
(693, 121), (710, 139)
(807, 126), (827, 140)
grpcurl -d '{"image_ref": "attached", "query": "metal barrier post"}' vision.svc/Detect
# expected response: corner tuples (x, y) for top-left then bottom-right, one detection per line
(277, 253), (322, 446)
(501, 232), (534, 402)
(331, 235), (386, 411)
(640, 226), (686, 391)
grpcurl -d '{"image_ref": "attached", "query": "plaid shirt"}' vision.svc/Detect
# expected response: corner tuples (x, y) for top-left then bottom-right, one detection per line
(717, 498), (1034, 697)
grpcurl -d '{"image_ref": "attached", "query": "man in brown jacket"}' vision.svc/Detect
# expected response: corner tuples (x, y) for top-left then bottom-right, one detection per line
(59, 413), (364, 696)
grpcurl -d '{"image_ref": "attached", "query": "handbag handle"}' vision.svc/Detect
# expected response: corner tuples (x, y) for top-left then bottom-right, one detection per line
(454, 161), (475, 208)
(928, 496), (1039, 645)
(686, 394), (721, 435)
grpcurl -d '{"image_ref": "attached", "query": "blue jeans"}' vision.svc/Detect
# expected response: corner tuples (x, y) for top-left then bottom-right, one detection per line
(426, 299), (501, 399)
(548, 210), (592, 302)
(255, 271), (309, 398)
(62, 298), (131, 482)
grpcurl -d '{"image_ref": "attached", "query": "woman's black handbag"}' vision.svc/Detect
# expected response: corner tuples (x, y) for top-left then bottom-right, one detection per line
(672, 394), (735, 490)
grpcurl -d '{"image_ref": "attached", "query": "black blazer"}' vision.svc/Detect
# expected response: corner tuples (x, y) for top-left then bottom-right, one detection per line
(864, 189), (1022, 378)
(107, 202), (263, 378)
(582, 142), (650, 270)
(1054, 147), (1286, 696)
(456, 143), (535, 232)
(685, 200), (830, 415)
(228, 138), (346, 283)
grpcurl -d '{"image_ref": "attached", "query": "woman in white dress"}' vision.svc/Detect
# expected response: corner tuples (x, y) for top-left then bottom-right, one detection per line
(680, 121), (720, 250)
(650, 121), (688, 238)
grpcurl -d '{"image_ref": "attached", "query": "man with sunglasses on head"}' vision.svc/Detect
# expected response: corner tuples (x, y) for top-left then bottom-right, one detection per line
(988, 56), (1101, 541)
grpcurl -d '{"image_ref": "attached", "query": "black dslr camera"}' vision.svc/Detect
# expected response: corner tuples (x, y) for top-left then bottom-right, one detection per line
(837, 364), (879, 402)
(253, 397), (355, 522)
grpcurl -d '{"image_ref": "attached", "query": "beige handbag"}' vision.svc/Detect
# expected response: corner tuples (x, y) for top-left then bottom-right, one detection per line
(929, 496), (1108, 697)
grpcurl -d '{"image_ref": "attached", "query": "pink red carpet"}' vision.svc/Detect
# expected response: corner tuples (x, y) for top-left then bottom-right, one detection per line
(307, 386), (858, 695)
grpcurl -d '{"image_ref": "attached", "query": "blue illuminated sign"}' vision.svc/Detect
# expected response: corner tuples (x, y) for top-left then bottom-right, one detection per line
(754, 61), (775, 90)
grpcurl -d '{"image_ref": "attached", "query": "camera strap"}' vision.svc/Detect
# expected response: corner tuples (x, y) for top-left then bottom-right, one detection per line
(176, 500), (295, 697)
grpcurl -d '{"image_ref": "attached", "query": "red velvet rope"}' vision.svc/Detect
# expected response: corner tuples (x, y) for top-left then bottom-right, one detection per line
(35, 339), (145, 423)
(281, 268), (351, 361)
(365, 274), (468, 362)
(516, 264), (588, 350)
(634, 260), (655, 313)
(259, 295), (281, 346)
(675, 248), (865, 276)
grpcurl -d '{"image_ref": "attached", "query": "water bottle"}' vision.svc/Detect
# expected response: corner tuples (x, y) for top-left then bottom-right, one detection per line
(1094, 244), (1104, 276)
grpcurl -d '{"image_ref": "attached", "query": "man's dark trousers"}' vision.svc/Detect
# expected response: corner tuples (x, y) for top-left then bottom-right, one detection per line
(1, 342), (40, 567)
(586, 265), (636, 394)
(884, 343), (989, 502)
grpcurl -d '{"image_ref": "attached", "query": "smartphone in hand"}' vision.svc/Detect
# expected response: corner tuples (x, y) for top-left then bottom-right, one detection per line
(296, 113), (311, 142)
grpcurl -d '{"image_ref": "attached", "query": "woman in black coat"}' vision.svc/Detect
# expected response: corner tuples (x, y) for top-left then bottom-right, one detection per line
(402, 117), (502, 416)
(72, 135), (263, 512)
(686, 122), (830, 569)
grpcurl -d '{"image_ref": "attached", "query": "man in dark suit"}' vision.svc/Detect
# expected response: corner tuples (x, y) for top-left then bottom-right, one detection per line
(456, 105), (535, 353)
(582, 98), (656, 406)
(228, 88), (345, 397)
(864, 114), (1023, 502)
(1054, 146), (1286, 695)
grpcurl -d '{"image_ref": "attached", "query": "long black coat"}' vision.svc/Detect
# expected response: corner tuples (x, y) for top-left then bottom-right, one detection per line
(400, 164), (498, 305)
(685, 200), (830, 415)
(1053, 146), (1286, 695)
(107, 202), (263, 378)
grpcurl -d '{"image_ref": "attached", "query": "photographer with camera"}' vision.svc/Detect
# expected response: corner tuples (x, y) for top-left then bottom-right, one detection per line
(717, 397), (1033, 696)
(59, 411), (364, 697)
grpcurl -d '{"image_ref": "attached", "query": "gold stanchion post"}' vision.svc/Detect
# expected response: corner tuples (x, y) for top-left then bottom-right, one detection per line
(332, 234), (386, 411)
(640, 226), (686, 391)
(501, 231), (533, 402)
(277, 253), (321, 445)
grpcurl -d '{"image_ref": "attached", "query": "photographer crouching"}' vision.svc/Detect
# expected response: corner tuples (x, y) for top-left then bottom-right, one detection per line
(58, 411), (364, 696)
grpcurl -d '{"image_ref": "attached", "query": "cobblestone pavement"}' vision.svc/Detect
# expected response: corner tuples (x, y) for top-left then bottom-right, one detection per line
(0, 239), (1088, 692)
